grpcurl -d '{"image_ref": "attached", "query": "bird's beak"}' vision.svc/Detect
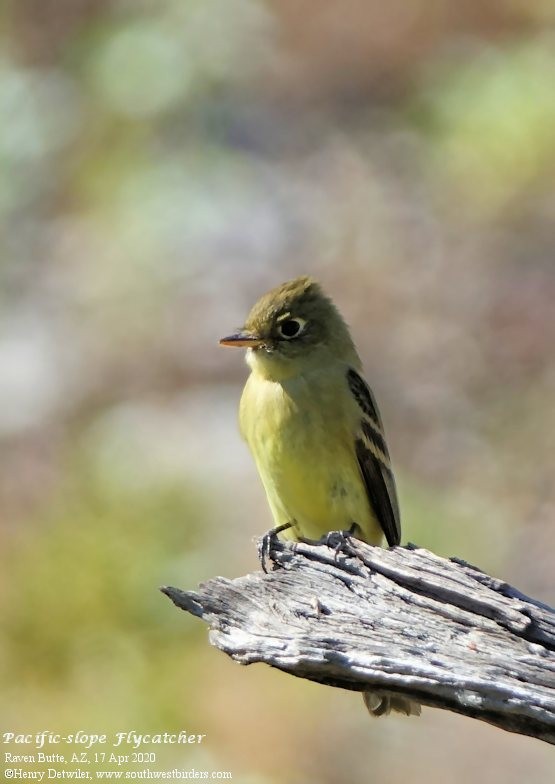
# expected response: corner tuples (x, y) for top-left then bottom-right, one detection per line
(219, 330), (264, 348)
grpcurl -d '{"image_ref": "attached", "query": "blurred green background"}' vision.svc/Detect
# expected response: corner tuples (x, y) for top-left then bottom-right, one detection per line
(1, 1), (554, 782)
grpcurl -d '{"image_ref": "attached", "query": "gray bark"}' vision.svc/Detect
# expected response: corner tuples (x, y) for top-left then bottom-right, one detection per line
(162, 533), (555, 744)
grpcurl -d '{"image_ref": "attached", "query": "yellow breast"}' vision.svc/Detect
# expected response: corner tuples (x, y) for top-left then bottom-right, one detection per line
(239, 368), (383, 544)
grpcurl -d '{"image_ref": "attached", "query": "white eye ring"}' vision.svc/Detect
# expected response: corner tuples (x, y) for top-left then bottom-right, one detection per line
(276, 317), (306, 340)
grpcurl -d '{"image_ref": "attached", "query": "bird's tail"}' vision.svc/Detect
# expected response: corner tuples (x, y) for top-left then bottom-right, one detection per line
(363, 690), (421, 717)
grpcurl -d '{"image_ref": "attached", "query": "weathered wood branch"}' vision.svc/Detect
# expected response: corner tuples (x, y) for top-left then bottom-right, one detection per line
(162, 533), (555, 744)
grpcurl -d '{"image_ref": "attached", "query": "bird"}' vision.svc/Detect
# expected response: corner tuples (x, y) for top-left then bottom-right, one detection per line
(220, 275), (420, 717)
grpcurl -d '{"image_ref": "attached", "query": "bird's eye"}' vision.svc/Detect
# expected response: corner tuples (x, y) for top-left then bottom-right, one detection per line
(277, 317), (306, 339)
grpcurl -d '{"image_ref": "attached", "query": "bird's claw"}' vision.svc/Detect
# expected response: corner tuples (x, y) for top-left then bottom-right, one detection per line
(258, 522), (293, 573)
(325, 523), (359, 562)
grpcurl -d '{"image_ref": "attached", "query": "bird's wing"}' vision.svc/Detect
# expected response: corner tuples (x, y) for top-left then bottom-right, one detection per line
(346, 368), (401, 546)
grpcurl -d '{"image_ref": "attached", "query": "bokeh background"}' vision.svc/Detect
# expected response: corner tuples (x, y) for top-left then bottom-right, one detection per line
(1, 1), (554, 782)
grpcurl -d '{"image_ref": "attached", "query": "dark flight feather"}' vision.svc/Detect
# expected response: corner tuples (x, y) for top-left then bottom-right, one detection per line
(347, 368), (401, 547)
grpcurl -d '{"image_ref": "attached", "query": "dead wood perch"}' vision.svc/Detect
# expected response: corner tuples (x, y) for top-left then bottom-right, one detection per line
(162, 533), (555, 745)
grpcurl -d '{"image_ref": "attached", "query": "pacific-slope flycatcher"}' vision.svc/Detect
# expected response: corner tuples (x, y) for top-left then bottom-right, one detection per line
(220, 276), (420, 717)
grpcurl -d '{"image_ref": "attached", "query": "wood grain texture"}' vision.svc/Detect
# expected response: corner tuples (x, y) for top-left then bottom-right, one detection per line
(162, 534), (555, 744)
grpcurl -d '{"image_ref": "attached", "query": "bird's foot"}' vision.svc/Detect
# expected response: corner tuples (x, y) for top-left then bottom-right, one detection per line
(325, 523), (360, 561)
(258, 522), (293, 573)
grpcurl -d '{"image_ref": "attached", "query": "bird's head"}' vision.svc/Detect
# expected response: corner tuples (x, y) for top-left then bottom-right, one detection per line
(220, 276), (359, 380)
